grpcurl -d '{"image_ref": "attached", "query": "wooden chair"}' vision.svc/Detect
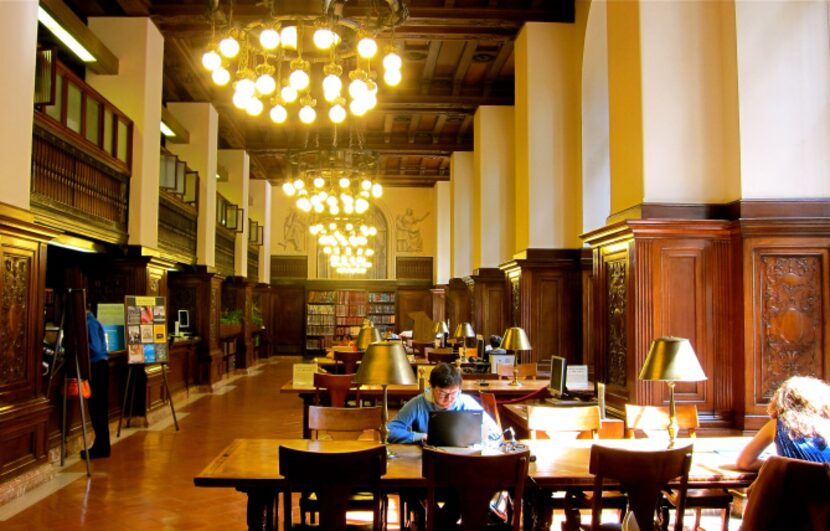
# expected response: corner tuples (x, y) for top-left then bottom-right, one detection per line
(497, 363), (538, 381)
(625, 404), (733, 531)
(313, 372), (360, 408)
(584, 444), (692, 531)
(526, 405), (602, 440)
(333, 350), (363, 374)
(741, 455), (830, 531)
(308, 405), (382, 441)
(422, 446), (530, 530)
(427, 348), (458, 364)
(478, 392), (502, 431)
(279, 444), (387, 531)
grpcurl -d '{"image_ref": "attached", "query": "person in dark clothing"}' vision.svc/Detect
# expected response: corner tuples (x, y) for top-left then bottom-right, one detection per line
(81, 309), (111, 459)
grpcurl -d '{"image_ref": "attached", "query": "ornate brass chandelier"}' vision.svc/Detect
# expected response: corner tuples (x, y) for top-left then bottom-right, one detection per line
(201, 0), (406, 125)
(311, 220), (377, 274)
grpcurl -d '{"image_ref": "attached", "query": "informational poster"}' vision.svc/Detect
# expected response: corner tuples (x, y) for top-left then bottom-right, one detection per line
(124, 296), (168, 364)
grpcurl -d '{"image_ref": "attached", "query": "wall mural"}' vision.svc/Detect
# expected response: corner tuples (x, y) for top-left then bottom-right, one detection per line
(279, 210), (307, 252)
(395, 208), (430, 252)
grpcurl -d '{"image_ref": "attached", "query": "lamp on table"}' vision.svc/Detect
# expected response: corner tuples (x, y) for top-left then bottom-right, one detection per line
(431, 320), (448, 348)
(639, 336), (707, 447)
(500, 327), (532, 386)
(453, 322), (475, 362)
(354, 340), (416, 457)
(356, 322), (381, 351)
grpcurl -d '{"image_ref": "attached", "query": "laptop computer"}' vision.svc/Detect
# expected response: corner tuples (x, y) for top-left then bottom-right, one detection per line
(427, 410), (483, 447)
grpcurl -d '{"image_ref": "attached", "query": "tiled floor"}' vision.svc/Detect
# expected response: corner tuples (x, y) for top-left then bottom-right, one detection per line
(0, 359), (743, 530)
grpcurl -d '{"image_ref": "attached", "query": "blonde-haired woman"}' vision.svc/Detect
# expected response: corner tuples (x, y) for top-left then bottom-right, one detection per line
(737, 376), (830, 470)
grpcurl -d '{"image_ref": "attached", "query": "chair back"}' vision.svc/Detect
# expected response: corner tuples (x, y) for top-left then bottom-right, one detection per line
(497, 362), (538, 380)
(333, 349), (363, 374)
(741, 455), (830, 531)
(624, 404), (699, 439)
(526, 405), (602, 440)
(308, 405), (382, 441)
(588, 444), (692, 531)
(427, 349), (458, 364)
(478, 392), (501, 430)
(422, 447), (530, 531)
(313, 372), (359, 407)
(279, 445), (387, 531)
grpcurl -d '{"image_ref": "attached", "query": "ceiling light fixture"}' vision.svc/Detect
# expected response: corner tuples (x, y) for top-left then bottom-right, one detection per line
(201, 0), (406, 126)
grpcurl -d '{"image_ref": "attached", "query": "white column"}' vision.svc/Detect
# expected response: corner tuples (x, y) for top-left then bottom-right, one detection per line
(450, 152), (473, 278)
(474, 106), (514, 269)
(514, 22), (582, 250)
(0, 0), (37, 210)
(735, 0), (830, 198)
(218, 149), (250, 276)
(87, 17), (164, 249)
(250, 179), (272, 283)
(434, 181), (451, 284)
(166, 102), (219, 267)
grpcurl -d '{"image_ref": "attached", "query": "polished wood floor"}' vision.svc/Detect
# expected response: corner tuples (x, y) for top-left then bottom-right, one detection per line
(2, 359), (304, 530)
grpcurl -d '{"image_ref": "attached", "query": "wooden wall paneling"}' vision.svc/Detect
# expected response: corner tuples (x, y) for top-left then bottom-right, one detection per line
(396, 287), (433, 333)
(445, 277), (471, 332)
(270, 283), (305, 355)
(223, 276), (255, 370)
(430, 285), (446, 325)
(253, 284), (272, 358)
(0, 204), (57, 483)
(499, 250), (583, 365)
(580, 250), (595, 369)
(468, 268), (508, 341)
(741, 220), (830, 430)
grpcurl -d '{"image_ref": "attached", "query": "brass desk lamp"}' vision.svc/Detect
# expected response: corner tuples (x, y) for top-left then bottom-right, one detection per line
(353, 340), (416, 457)
(356, 323), (381, 351)
(639, 336), (707, 447)
(431, 320), (449, 348)
(453, 322), (475, 362)
(501, 327), (532, 386)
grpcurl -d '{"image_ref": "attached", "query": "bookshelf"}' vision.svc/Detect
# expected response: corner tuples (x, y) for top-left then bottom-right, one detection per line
(335, 290), (367, 339)
(306, 289), (370, 352)
(367, 291), (396, 335)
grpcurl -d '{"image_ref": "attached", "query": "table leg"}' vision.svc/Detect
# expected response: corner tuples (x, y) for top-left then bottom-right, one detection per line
(523, 486), (554, 531)
(299, 393), (314, 439)
(240, 488), (276, 531)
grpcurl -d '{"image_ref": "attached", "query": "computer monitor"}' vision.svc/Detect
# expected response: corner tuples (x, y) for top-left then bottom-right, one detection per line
(177, 309), (190, 330)
(549, 355), (567, 398)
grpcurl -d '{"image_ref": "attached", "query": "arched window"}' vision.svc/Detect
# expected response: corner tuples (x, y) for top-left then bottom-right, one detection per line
(317, 204), (388, 280)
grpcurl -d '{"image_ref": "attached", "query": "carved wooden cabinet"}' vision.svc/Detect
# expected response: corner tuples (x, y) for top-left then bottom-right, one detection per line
(445, 278), (471, 332)
(0, 204), (57, 482)
(467, 268), (509, 341)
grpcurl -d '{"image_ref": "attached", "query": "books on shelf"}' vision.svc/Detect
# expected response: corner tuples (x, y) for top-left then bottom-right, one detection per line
(306, 289), (398, 350)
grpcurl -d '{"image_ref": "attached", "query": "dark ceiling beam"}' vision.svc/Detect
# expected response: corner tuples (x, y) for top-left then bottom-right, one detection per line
(431, 115), (447, 144)
(115, 0), (151, 16)
(383, 115), (394, 144)
(452, 40), (477, 96)
(408, 115), (421, 143)
(250, 144), (460, 155)
(483, 39), (513, 96)
(379, 94), (512, 111)
(456, 115), (473, 144)
(421, 41), (441, 96)
(165, 37), (212, 101)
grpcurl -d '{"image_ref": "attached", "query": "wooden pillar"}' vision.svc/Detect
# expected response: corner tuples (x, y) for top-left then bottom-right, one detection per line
(430, 285), (446, 325)
(467, 268), (508, 341)
(168, 270), (223, 390)
(499, 249), (582, 365)
(224, 276), (255, 370)
(253, 283), (272, 358)
(445, 278), (471, 332)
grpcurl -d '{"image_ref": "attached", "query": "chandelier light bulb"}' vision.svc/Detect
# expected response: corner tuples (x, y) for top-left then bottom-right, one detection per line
(383, 50), (402, 71)
(339, 177), (350, 188)
(326, 196), (337, 207)
(349, 98), (368, 117)
(310, 224), (321, 235)
(289, 68), (310, 91)
(314, 203), (324, 213)
(236, 78), (256, 99)
(282, 182), (296, 196)
(366, 249), (375, 257)
(313, 177), (325, 188)
(357, 37), (378, 58)
(246, 97), (264, 116)
(297, 197), (312, 212)
(211, 67), (231, 86)
(371, 183), (383, 198)
(344, 204), (354, 214)
(202, 50), (221, 71)
(360, 180), (372, 190)
(255, 74), (276, 95)
(281, 85), (298, 103)
(293, 179), (305, 190)
(270, 104), (288, 123)
(219, 36), (240, 58)
(299, 105), (316, 124)
(329, 205), (340, 215)
(355, 197), (369, 213)
(323, 246), (332, 254)
(384, 68), (402, 86)
(349, 78), (368, 99)
(364, 92), (378, 110)
(329, 104), (347, 123)
(232, 91), (251, 109)
(259, 28), (280, 50)
(313, 28), (336, 50)
(280, 26), (297, 49)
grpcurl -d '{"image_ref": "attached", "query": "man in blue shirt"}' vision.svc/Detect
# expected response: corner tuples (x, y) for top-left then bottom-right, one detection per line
(387, 362), (501, 445)
(82, 309), (110, 459)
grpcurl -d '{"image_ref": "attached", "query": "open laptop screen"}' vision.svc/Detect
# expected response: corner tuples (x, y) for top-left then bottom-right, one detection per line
(549, 356), (567, 398)
(427, 410), (483, 447)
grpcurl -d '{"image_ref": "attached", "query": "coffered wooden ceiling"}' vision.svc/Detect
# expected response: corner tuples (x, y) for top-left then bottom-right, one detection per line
(64, 0), (575, 186)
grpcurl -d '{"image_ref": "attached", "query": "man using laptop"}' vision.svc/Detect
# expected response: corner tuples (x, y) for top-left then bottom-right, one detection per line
(387, 363), (500, 445)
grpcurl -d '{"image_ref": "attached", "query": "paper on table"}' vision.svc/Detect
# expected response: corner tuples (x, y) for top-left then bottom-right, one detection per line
(293, 363), (317, 386)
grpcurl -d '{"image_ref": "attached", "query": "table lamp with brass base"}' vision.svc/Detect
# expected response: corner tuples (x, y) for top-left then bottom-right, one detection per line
(432, 320), (449, 348)
(501, 327), (532, 386)
(639, 336), (707, 447)
(353, 340), (416, 458)
(454, 322), (475, 361)
(356, 323), (381, 351)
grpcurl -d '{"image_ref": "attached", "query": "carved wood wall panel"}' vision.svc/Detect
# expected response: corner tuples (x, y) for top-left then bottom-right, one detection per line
(157, 192), (197, 264)
(270, 283), (305, 354)
(606, 257), (628, 390)
(0, 254), (30, 387)
(430, 286), (446, 325)
(247, 247), (259, 281)
(742, 236), (830, 430)
(215, 227), (235, 277)
(270, 256), (308, 279)
(396, 257), (434, 280)
(445, 278), (471, 332)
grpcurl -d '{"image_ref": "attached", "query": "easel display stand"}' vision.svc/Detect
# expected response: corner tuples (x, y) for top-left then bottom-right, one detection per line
(116, 362), (179, 436)
(58, 288), (93, 476)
